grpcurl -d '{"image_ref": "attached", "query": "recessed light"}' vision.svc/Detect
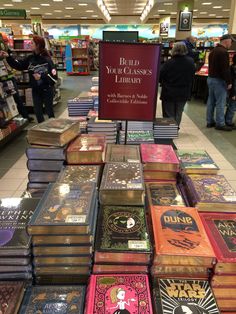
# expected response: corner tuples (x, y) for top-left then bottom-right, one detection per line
(200, 12), (207, 14)
(223, 9), (230, 11)
(41, 3), (50, 6)
(53, 0), (63, 1)
(209, 13), (216, 16)
(163, 2), (172, 5)
(81, 17), (87, 19)
(78, 3), (88, 6)
(193, 9), (198, 11)
(54, 10), (62, 12)
(86, 10), (94, 12)
(170, 12), (177, 14)
(4, 4), (13, 6)
(213, 6), (222, 8)
(158, 9), (166, 12)
(154, 14), (160, 17)
(193, 15), (197, 18)
(45, 13), (52, 15)
(65, 15), (71, 17)
(92, 15), (98, 17)
(65, 7), (74, 9)
(12, 0), (23, 2)
(31, 7), (40, 9)
(216, 15), (223, 18)
(202, 2), (212, 4)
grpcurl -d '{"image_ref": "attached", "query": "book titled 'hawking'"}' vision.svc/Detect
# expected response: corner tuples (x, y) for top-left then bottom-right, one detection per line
(154, 278), (220, 314)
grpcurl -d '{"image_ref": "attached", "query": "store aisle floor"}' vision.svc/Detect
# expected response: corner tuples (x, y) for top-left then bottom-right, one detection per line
(0, 73), (235, 198)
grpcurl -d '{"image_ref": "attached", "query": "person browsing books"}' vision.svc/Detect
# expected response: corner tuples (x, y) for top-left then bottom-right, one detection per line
(0, 35), (57, 123)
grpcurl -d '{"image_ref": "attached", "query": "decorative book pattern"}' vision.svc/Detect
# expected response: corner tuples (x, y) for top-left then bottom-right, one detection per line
(0, 281), (25, 314)
(140, 144), (179, 164)
(105, 144), (141, 163)
(28, 119), (79, 134)
(58, 165), (100, 185)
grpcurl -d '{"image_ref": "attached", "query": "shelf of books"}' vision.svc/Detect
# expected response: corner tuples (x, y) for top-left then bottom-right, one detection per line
(1, 104), (236, 312)
(65, 37), (90, 75)
(51, 41), (66, 71)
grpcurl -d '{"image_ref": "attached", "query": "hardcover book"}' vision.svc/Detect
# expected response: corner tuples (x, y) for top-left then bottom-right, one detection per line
(177, 150), (219, 174)
(99, 163), (145, 205)
(58, 165), (101, 186)
(84, 274), (153, 313)
(151, 265), (209, 279)
(146, 182), (186, 207)
(154, 279), (220, 314)
(33, 245), (92, 256)
(27, 159), (64, 172)
(140, 144), (179, 172)
(34, 265), (91, 276)
(28, 171), (59, 183)
(26, 145), (66, 160)
(34, 255), (91, 266)
(95, 205), (151, 263)
(150, 206), (215, 266)
(143, 171), (176, 181)
(93, 264), (148, 274)
(0, 281), (25, 314)
(200, 213), (236, 274)
(32, 234), (93, 246)
(211, 275), (236, 287)
(19, 285), (86, 314)
(105, 144), (141, 163)
(27, 182), (96, 235)
(119, 130), (154, 144)
(27, 118), (80, 147)
(0, 198), (39, 255)
(66, 134), (105, 164)
(184, 174), (236, 211)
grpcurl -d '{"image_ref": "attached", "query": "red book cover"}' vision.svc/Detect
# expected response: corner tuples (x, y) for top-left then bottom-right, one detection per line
(200, 213), (236, 263)
(84, 274), (153, 314)
(140, 144), (179, 171)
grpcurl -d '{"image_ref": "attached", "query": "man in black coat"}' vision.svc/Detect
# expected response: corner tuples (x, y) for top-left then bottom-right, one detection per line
(160, 42), (195, 127)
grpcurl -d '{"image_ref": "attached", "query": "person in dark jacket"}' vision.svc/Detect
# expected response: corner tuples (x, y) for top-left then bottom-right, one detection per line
(225, 54), (236, 128)
(206, 34), (232, 131)
(183, 36), (199, 62)
(160, 41), (195, 127)
(0, 35), (57, 123)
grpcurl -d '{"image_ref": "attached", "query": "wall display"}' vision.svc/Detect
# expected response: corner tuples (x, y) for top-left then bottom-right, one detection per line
(99, 42), (161, 121)
(178, 11), (193, 31)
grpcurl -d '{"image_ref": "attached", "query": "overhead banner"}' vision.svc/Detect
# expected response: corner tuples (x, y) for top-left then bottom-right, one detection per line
(0, 9), (26, 18)
(160, 16), (170, 37)
(99, 42), (161, 121)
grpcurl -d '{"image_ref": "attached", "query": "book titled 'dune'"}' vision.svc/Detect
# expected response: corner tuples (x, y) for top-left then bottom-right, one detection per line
(154, 278), (220, 314)
(85, 274), (153, 313)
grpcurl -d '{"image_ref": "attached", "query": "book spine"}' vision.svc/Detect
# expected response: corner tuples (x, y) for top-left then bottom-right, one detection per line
(84, 274), (95, 313)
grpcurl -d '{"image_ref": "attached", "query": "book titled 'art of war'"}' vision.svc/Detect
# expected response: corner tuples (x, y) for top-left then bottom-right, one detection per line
(84, 274), (153, 314)
(150, 206), (215, 267)
(200, 213), (236, 274)
(153, 279), (220, 314)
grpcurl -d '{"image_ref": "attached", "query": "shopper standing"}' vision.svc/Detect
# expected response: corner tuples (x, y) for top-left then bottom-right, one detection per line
(160, 42), (195, 127)
(225, 54), (236, 128)
(206, 34), (232, 131)
(183, 36), (199, 62)
(0, 35), (57, 123)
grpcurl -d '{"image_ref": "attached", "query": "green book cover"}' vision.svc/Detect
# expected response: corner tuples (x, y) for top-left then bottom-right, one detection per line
(96, 205), (151, 252)
(178, 150), (219, 170)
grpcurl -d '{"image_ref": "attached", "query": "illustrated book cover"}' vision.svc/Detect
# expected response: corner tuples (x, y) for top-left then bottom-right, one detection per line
(19, 285), (86, 314)
(150, 206), (215, 266)
(140, 144), (179, 172)
(27, 118), (80, 146)
(153, 278), (220, 314)
(0, 281), (25, 314)
(105, 144), (141, 163)
(200, 213), (236, 273)
(84, 274), (153, 313)
(184, 174), (236, 211)
(95, 205), (151, 263)
(99, 162), (144, 205)
(58, 165), (101, 186)
(0, 198), (39, 255)
(27, 182), (96, 235)
(66, 134), (105, 164)
(177, 150), (219, 174)
(146, 182), (186, 207)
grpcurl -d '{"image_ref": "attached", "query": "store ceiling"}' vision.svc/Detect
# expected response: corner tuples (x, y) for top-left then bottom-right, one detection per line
(0, 0), (231, 22)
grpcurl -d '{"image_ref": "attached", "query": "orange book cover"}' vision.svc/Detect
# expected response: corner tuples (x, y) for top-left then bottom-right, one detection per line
(150, 206), (216, 265)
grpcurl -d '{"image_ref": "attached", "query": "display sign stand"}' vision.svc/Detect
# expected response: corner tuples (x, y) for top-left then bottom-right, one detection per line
(124, 121), (128, 145)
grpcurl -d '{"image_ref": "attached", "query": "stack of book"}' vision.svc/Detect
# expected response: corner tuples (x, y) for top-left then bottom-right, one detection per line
(67, 92), (94, 117)
(27, 182), (98, 285)
(58, 165), (101, 187)
(26, 119), (80, 196)
(0, 198), (39, 281)
(99, 162), (145, 206)
(146, 182), (187, 208)
(181, 174), (236, 212)
(121, 120), (153, 131)
(153, 117), (179, 139)
(150, 206), (216, 281)
(152, 278), (220, 314)
(94, 205), (152, 274)
(201, 213), (236, 311)
(119, 130), (154, 144)
(0, 281), (26, 313)
(19, 285), (86, 313)
(177, 150), (219, 174)
(66, 134), (106, 164)
(85, 274), (153, 313)
(140, 144), (180, 181)
(105, 144), (141, 163)
(87, 117), (117, 144)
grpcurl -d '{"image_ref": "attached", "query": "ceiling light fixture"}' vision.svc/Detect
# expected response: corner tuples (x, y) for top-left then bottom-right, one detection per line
(213, 6), (222, 8)
(163, 2), (173, 5)
(97, 0), (111, 22)
(65, 7), (74, 9)
(140, 0), (154, 21)
(12, 0), (23, 2)
(78, 3), (88, 6)
(41, 4), (50, 6)
(202, 2), (212, 5)
(4, 4), (14, 6)
(31, 7), (40, 9)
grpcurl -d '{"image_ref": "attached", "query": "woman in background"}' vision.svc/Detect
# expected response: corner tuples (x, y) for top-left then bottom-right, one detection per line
(0, 35), (57, 123)
(160, 42), (195, 128)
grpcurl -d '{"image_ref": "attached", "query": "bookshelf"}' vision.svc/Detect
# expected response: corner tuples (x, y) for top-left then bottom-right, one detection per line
(52, 43), (66, 71)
